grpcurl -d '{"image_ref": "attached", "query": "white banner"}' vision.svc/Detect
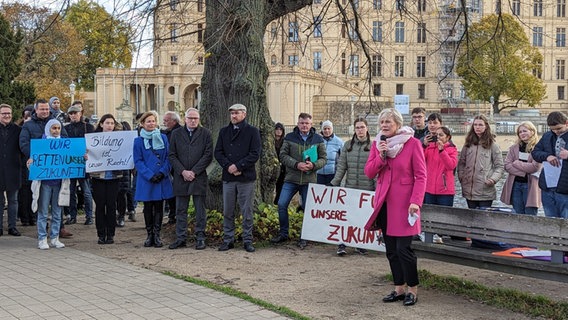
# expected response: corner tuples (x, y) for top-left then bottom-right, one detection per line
(85, 131), (138, 173)
(302, 183), (385, 251)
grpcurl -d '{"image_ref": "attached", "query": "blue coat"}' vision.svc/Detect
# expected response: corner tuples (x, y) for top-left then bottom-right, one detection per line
(133, 134), (174, 201)
(532, 130), (568, 194)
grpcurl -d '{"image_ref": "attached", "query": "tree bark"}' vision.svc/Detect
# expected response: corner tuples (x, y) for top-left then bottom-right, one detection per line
(201, 0), (312, 210)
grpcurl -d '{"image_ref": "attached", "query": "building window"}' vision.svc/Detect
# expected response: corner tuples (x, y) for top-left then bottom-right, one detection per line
(557, 28), (566, 47)
(396, 84), (404, 95)
(372, 54), (382, 77)
(372, 21), (383, 42)
(557, 59), (565, 79)
(417, 56), (426, 77)
(170, 55), (178, 65)
(341, 52), (346, 74)
(533, 27), (543, 46)
(170, 23), (178, 42)
(271, 55), (277, 66)
(314, 16), (322, 37)
(558, 86), (566, 100)
(417, 23), (426, 43)
(534, 0), (543, 16)
(313, 51), (322, 71)
(418, 84), (426, 99)
(395, 56), (404, 77)
(197, 23), (203, 43)
(395, 22), (405, 43)
(197, 0), (203, 12)
(170, 0), (179, 11)
(417, 0), (426, 12)
(197, 56), (203, 65)
(288, 55), (299, 66)
(373, 84), (382, 96)
(512, 0), (520, 15)
(396, 0), (405, 11)
(288, 22), (299, 42)
(348, 55), (359, 76)
(533, 62), (543, 78)
(558, 0), (566, 16)
(373, 0), (382, 10)
(348, 20), (358, 40)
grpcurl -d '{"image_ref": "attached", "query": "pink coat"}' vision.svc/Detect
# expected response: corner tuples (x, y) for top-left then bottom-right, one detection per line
(364, 138), (427, 237)
(500, 143), (541, 207)
(424, 142), (458, 195)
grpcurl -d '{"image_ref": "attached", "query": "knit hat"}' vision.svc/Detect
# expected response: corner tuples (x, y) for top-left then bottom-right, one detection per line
(49, 97), (60, 108)
(321, 120), (333, 130)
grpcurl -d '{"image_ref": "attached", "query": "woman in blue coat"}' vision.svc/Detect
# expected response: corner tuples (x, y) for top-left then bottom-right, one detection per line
(134, 112), (173, 248)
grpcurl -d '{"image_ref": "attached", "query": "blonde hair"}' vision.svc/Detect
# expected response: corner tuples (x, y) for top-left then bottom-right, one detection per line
(377, 108), (403, 129)
(516, 121), (539, 153)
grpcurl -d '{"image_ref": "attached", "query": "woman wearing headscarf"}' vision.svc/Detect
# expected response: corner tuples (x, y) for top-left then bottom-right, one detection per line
(134, 112), (173, 248)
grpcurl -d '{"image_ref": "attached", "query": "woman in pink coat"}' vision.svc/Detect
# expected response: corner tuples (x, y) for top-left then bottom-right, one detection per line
(364, 108), (427, 307)
(424, 126), (458, 206)
(500, 121), (541, 214)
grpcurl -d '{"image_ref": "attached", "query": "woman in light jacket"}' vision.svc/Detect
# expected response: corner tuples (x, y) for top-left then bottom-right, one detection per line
(500, 121), (541, 215)
(134, 112), (173, 248)
(424, 126), (458, 206)
(364, 108), (427, 306)
(458, 115), (504, 209)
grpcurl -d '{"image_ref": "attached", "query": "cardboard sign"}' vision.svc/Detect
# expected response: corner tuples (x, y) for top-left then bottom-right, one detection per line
(29, 138), (86, 180)
(85, 131), (137, 173)
(302, 183), (385, 251)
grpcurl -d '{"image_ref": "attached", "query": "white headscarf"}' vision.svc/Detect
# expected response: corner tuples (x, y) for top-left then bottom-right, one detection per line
(44, 119), (62, 139)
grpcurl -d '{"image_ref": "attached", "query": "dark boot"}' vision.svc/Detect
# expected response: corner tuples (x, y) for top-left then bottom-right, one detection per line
(117, 212), (125, 227)
(143, 206), (153, 247)
(153, 210), (163, 248)
(144, 229), (154, 247)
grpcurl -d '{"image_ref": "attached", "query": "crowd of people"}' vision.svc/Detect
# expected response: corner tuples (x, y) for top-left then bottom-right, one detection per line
(1, 99), (567, 307)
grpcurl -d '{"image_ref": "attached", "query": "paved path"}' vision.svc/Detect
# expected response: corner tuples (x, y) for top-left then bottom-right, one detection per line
(0, 236), (288, 320)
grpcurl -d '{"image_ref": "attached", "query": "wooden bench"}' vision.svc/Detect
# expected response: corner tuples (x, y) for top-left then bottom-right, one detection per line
(413, 204), (568, 283)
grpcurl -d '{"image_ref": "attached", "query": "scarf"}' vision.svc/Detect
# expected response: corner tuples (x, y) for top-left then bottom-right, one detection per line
(140, 128), (165, 150)
(44, 119), (61, 139)
(375, 126), (414, 158)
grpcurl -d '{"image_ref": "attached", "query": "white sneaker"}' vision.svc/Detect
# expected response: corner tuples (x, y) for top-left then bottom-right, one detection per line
(38, 239), (49, 250)
(433, 234), (444, 244)
(50, 237), (65, 248)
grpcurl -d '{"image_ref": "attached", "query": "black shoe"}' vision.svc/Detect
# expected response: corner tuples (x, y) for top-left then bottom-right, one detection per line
(403, 293), (418, 306)
(84, 218), (93, 225)
(169, 240), (187, 249)
(98, 237), (106, 244)
(127, 211), (136, 222)
(29, 220), (36, 226)
(382, 291), (406, 303)
(154, 235), (163, 248)
(356, 248), (368, 255)
(106, 237), (114, 244)
(144, 235), (154, 247)
(163, 218), (176, 226)
(117, 217), (125, 227)
(298, 239), (307, 249)
(270, 235), (288, 244)
(21, 221), (30, 226)
(337, 244), (347, 256)
(65, 217), (77, 225)
(218, 242), (234, 251)
(8, 228), (21, 236)
(195, 240), (206, 250)
(244, 243), (255, 253)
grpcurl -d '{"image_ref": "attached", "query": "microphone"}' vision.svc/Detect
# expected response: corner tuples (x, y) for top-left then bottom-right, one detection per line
(380, 135), (387, 159)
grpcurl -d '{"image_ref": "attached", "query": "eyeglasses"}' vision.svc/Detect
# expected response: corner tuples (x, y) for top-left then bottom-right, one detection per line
(186, 117), (199, 120)
(0, 112), (11, 116)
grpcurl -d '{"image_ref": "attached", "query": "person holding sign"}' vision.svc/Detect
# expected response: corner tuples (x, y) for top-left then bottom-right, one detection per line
(329, 117), (374, 256)
(134, 112), (174, 248)
(364, 108), (426, 306)
(500, 121), (541, 215)
(29, 119), (69, 249)
(270, 113), (326, 249)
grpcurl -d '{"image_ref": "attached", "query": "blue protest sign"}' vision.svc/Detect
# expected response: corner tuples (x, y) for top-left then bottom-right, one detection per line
(29, 138), (87, 180)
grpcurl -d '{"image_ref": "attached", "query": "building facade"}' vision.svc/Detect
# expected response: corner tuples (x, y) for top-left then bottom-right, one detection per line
(95, 0), (567, 126)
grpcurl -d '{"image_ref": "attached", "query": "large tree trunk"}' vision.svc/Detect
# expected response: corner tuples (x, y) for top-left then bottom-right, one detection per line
(201, 0), (312, 211)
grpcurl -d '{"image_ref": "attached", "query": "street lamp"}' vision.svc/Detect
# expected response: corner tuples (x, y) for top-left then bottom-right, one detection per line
(69, 81), (76, 104)
(489, 96), (494, 122)
(349, 95), (356, 135)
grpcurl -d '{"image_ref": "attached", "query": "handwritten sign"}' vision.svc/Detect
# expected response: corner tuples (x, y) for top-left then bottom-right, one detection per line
(85, 131), (137, 172)
(29, 138), (86, 180)
(302, 183), (385, 252)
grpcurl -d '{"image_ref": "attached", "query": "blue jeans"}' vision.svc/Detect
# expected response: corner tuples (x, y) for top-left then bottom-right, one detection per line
(222, 181), (255, 243)
(542, 188), (568, 218)
(37, 183), (62, 240)
(69, 178), (93, 219)
(511, 181), (538, 215)
(0, 190), (18, 230)
(424, 193), (454, 207)
(277, 182), (309, 237)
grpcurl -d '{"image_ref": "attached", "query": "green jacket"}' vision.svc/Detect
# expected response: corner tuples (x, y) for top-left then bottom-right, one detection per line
(280, 127), (327, 185)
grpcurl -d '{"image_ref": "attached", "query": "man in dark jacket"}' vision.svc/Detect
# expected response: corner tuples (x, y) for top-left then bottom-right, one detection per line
(0, 104), (22, 236)
(161, 111), (182, 225)
(19, 99), (72, 238)
(270, 113), (326, 249)
(214, 103), (261, 253)
(65, 101), (95, 225)
(167, 108), (213, 250)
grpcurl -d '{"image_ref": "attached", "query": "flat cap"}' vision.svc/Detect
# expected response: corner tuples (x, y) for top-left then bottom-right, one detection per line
(228, 103), (247, 112)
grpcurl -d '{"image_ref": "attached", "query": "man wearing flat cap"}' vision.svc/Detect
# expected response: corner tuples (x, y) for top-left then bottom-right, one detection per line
(214, 103), (261, 253)
(65, 101), (95, 226)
